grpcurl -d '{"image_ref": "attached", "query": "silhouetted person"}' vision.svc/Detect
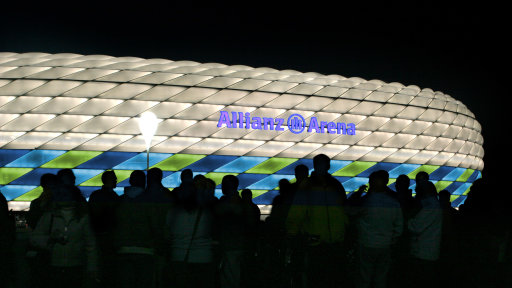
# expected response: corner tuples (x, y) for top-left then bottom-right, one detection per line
(215, 174), (245, 288)
(114, 170), (159, 288)
(438, 189), (458, 287)
(286, 154), (349, 288)
(88, 170), (120, 287)
(291, 164), (309, 193)
(30, 180), (98, 288)
(352, 170), (403, 288)
(240, 188), (261, 288)
(407, 181), (442, 288)
(0, 189), (15, 287)
(165, 175), (217, 288)
(56, 168), (86, 203)
(28, 173), (58, 230)
(172, 169), (194, 203)
(26, 173), (58, 287)
(415, 171), (429, 184)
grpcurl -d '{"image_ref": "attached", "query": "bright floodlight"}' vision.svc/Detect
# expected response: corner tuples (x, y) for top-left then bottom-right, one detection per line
(138, 111), (159, 150)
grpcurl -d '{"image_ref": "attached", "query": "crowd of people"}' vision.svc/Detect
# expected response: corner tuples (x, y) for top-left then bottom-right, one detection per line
(1, 153), (511, 288)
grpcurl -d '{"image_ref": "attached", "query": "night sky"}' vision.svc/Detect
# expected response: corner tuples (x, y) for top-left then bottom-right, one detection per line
(1, 2), (507, 189)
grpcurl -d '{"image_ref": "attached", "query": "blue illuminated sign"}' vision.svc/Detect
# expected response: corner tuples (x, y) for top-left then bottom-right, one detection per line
(217, 111), (356, 135)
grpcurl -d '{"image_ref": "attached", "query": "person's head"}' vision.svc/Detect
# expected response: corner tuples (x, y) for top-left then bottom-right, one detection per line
(241, 189), (253, 202)
(40, 173), (58, 190)
(129, 170), (146, 188)
(57, 169), (76, 186)
(369, 170), (389, 192)
(147, 167), (163, 185)
(221, 175), (239, 196)
(439, 190), (451, 206)
(395, 174), (411, 193)
(181, 169), (194, 184)
(313, 154), (330, 176)
(416, 180), (437, 199)
(101, 170), (117, 189)
(279, 178), (292, 195)
(415, 171), (429, 184)
(295, 164), (309, 183)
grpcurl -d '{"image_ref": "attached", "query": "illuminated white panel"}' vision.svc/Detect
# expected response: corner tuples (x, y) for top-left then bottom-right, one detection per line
(63, 82), (119, 98)
(71, 116), (129, 133)
(384, 149), (420, 164)
(0, 96), (15, 107)
(359, 147), (398, 162)
(382, 134), (417, 148)
(27, 67), (84, 79)
(31, 98), (87, 114)
(258, 81), (298, 93)
(155, 119), (197, 136)
(276, 109), (316, 123)
(26, 80), (83, 96)
(68, 98), (123, 115)
(196, 77), (243, 88)
(458, 142), (474, 154)
(336, 146), (374, 161)
(245, 141), (295, 157)
(134, 86), (186, 101)
(98, 83), (152, 99)
(148, 102), (193, 118)
(242, 129), (285, 141)
(322, 99), (360, 113)
(273, 129), (311, 142)
(429, 99), (447, 110)
(182, 138), (234, 154)
(357, 132), (395, 147)
(0, 131), (25, 147)
(0, 114), (20, 126)
(165, 74), (213, 86)
(418, 109), (444, 122)
(132, 72), (182, 84)
(404, 135), (436, 150)
(178, 121), (222, 137)
(112, 135), (168, 152)
(0, 96), (51, 113)
(456, 128), (472, 141)
(0, 66), (51, 78)
(173, 104), (224, 120)
(303, 132), (339, 144)
(1, 114), (55, 131)
(357, 117), (390, 131)
(294, 96), (333, 111)
(151, 136), (202, 153)
(401, 121), (431, 134)
(331, 130), (371, 145)
(215, 139), (266, 156)
(0, 80), (47, 95)
(411, 150), (439, 164)
(35, 115), (93, 132)
(201, 90), (250, 105)
(97, 70), (151, 82)
(62, 69), (119, 80)
(423, 123), (449, 137)
(314, 144), (350, 159)
(277, 142), (323, 158)
(235, 92), (279, 106)
(315, 86), (348, 98)
(365, 91), (394, 102)
(378, 119), (412, 133)
(340, 89), (371, 100)
(170, 87), (218, 103)
(77, 134), (133, 151)
(228, 79), (271, 90)
(264, 94), (307, 109)
(428, 152), (455, 166)
(308, 112), (342, 123)
(425, 137), (452, 151)
(287, 84), (323, 95)
(40, 133), (98, 150)
(348, 102), (383, 116)
(103, 100), (159, 117)
(3, 132), (61, 149)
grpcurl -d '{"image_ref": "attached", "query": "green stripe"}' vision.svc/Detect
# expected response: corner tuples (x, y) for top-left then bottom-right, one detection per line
(450, 195), (460, 202)
(15, 186), (43, 201)
(205, 172), (239, 186)
(0, 168), (33, 185)
(152, 154), (205, 171)
(407, 165), (440, 180)
(245, 158), (298, 174)
(333, 161), (376, 177)
(434, 181), (453, 192)
(456, 169), (475, 182)
(41, 151), (102, 168)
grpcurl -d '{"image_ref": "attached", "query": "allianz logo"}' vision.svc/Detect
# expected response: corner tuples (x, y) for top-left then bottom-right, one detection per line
(217, 111), (356, 135)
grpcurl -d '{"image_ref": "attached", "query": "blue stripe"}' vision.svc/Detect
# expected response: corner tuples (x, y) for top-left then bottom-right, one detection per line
(5, 150), (66, 168)
(0, 149), (31, 166)
(77, 151), (139, 169)
(185, 155), (238, 172)
(113, 153), (173, 170)
(452, 182), (472, 196)
(247, 174), (295, 190)
(1, 185), (38, 201)
(10, 168), (61, 185)
(388, 164), (421, 178)
(214, 156), (268, 173)
(341, 177), (369, 192)
(429, 166), (457, 181)
(253, 190), (279, 204)
(442, 167), (467, 181)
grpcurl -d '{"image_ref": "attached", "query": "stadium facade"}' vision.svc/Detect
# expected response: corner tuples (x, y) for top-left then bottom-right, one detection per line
(0, 52), (484, 210)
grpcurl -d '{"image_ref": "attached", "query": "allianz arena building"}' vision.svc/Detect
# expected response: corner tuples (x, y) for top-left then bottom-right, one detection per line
(0, 52), (484, 211)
